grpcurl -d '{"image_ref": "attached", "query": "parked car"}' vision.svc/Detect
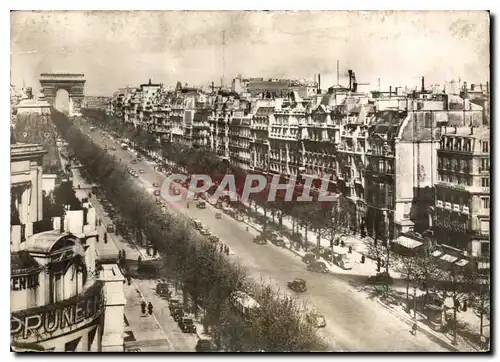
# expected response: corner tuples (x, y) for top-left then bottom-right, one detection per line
(153, 190), (161, 196)
(195, 339), (217, 352)
(133, 172), (139, 178)
(271, 237), (285, 247)
(367, 272), (394, 285)
(199, 227), (211, 236)
(302, 253), (317, 265)
(196, 201), (206, 209)
(253, 235), (267, 245)
(131, 159), (137, 164)
(178, 317), (196, 333)
(156, 283), (170, 298)
(111, 146), (116, 150)
(139, 169), (145, 174)
(208, 235), (220, 243)
(153, 181), (160, 188)
(168, 299), (180, 313)
(287, 278), (307, 293)
(172, 308), (184, 322)
(307, 261), (329, 273)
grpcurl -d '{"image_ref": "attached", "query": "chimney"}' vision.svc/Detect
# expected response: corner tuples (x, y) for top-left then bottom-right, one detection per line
(389, 86), (392, 98)
(211, 81), (214, 93)
(318, 74), (321, 94)
(149, 78), (152, 85)
(348, 70), (353, 90)
(421, 76), (425, 92)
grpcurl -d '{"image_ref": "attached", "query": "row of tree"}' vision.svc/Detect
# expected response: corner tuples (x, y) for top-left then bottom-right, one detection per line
(82, 108), (351, 255)
(54, 110), (327, 352)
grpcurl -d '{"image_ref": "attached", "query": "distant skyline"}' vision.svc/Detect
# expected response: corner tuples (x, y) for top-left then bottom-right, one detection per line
(11, 11), (490, 96)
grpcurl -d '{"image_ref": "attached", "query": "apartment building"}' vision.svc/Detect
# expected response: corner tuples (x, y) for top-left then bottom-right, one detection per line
(434, 127), (490, 259)
(250, 99), (273, 173)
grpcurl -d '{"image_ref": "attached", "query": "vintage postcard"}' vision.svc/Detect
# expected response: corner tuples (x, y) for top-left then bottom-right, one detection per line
(10, 10), (490, 352)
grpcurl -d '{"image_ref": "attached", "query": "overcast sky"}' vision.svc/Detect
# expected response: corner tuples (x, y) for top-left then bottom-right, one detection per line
(11, 11), (489, 96)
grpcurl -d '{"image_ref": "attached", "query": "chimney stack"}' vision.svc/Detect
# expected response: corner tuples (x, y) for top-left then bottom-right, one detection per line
(318, 74), (321, 94)
(389, 86), (392, 98)
(348, 70), (353, 90)
(421, 76), (425, 92)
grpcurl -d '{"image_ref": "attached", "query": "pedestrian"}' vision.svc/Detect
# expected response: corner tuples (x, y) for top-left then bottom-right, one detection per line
(104, 233), (108, 244)
(226, 247), (229, 256)
(246, 226), (249, 232)
(122, 249), (127, 259)
(138, 255), (142, 265)
(462, 300), (467, 312)
(411, 322), (417, 336)
(153, 247), (158, 257)
(127, 275), (131, 285)
(340, 240), (345, 247)
(141, 301), (147, 314)
(361, 255), (365, 264)
(147, 302), (153, 315)
(381, 259), (385, 268)
(220, 245), (224, 253)
(348, 245), (352, 254)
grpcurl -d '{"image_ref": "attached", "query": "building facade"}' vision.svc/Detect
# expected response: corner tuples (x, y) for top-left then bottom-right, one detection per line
(11, 143), (125, 352)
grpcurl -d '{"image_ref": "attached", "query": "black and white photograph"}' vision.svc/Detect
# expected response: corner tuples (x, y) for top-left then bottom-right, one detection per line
(9, 10), (491, 352)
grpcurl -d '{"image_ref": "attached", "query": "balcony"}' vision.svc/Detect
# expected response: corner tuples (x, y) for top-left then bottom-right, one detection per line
(436, 200), (443, 208)
(462, 205), (470, 214)
(453, 203), (460, 212)
(444, 202), (452, 209)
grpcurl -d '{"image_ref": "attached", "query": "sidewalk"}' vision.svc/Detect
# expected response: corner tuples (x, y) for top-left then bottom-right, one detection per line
(123, 280), (172, 352)
(377, 297), (484, 352)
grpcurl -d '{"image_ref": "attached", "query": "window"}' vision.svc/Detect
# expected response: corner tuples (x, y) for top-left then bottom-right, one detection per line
(481, 158), (490, 171)
(481, 242), (490, 256)
(482, 178), (490, 187)
(438, 157), (443, 169)
(379, 159), (385, 173)
(482, 141), (489, 153)
(466, 177), (472, 186)
(481, 197), (490, 209)
(424, 113), (432, 128)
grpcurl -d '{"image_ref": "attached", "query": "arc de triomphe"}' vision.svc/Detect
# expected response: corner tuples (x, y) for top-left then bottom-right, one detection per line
(39, 73), (86, 116)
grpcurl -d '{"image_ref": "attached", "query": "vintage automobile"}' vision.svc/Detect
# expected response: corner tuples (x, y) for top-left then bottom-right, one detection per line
(287, 278), (307, 293)
(195, 339), (217, 352)
(307, 261), (329, 273)
(172, 308), (184, 322)
(270, 236), (285, 247)
(215, 212), (222, 219)
(253, 234), (268, 245)
(156, 283), (170, 298)
(153, 190), (161, 196)
(168, 299), (180, 313)
(178, 317), (197, 333)
(153, 181), (160, 188)
(111, 146), (116, 151)
(139, 169), (145, 174)
(208, 235), (220, 243)
(301, 253), (317, 265)
(196, 201), (206, 209)
(131, 159), (137, 164)
(367, 272), (394, 285)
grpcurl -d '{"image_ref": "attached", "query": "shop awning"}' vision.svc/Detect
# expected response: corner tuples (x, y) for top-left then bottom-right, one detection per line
(432, 250), (443, 257)
(394, 235), (423, 249)
(440, 254), (458, 263)
(11, 251), (42, 276)
(455, 259), (469, 267)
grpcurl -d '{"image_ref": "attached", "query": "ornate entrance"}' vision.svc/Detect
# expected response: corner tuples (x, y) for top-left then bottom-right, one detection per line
(39, 73), (86, 116)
